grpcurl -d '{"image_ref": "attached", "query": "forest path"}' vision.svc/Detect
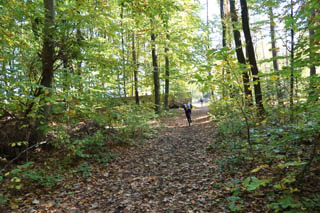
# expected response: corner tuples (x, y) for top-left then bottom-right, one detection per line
(19, 105), (225, 212)
(99, 105), (221, 212)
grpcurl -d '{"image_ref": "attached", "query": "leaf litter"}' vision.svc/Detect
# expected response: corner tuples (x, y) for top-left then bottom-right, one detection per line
(8, 106), (238, 212)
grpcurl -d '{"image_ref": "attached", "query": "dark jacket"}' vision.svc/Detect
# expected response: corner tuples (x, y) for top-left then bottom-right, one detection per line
(183, 103), (192, 113)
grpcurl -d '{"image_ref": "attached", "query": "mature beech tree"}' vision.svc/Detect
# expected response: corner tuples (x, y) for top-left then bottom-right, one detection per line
(230, 0), (252, 103)
(40, 0), (55, 94)
(240, 0), (265, 115)
(289, 0), (294, 111)
(151, 20), (160, 113)
(164, 33), (170, 110)
(132, 33), (140, 105)
(220, 0), (227, 48)
(308, 10), (317, 101)
(268, 2), (282, 104)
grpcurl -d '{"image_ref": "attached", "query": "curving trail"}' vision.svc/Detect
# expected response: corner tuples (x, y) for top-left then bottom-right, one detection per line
(100, 105), (220, 212)
(18, 105), (227, 212)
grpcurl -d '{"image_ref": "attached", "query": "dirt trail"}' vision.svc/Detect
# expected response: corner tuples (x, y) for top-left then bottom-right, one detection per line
(101, 106), (219, 212)
(18, 106), (223, 212)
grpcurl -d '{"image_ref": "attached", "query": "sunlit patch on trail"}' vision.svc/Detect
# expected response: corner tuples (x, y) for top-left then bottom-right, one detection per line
(193, 115), (210, 121)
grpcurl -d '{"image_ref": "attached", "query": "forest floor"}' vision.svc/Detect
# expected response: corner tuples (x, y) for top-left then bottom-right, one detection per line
(11, 105), (240, 212)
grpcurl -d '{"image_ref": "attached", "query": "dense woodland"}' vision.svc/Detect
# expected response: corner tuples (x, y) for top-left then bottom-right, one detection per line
(0, 0), (320, 211)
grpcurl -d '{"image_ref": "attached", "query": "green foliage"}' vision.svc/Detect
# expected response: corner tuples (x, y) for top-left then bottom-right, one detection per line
(23, 169), (62, 188)
(242, 177), (271, 191)
(206, 144), (214, 152)
(0, 193), (6, 205)
(267, 195), (302, 212)
(75, 162), (92, 178)
(227, 196), (243, 212)
(0, 174), (6, 204)
(301, 194), (320, 210)
(72, 130), (106, 159)
(113, 104), (157, 143)
(0, 0), (319, 211)
(208, 87), (320, 211)
(2, 161), (62, 190)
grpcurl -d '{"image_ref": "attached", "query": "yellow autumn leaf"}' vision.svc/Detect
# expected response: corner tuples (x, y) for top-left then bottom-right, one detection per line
(289, 187), (299, 192)
(11, 177), (21, 182)
(270, 75), (279, 81)
(251, 164), (269, 173)
(10, 200), (19, 209)
(274, 182), (287, 190)
(297, 157), (301, 162)
(229, 61), (236, 66)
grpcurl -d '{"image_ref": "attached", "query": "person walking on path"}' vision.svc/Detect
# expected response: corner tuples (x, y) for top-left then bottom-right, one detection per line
(183, 101), (193, 126)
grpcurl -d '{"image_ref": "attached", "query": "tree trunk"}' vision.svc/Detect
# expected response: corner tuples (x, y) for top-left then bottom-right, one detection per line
(151, 24), (160, 113)
(240, 0), (265, 115)
(289, 0), (294, 112)
(164, 33), (170, 110)
(120, 3), (127, 97)
(76, 28), (83, 93)
(40, 0), (55, 90)
(30, 0), (55, 142)
(269, 4), (282, 105)
(230, 0), (252, 103)
(308, 10), (317, 102)
(220, 0), (227, 48)
(132, 33), (140, 105)
(220, 0), (229, 98)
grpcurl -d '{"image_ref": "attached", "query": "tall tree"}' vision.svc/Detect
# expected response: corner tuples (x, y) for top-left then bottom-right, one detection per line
(230, 0), (252, 103)
(120, 2), (127, 97)
(220, 0), (227, 48)
(151, 20), (160, 113)
(40, 0), (55, 92)
(29, 0), (55, 141)
(132, 33), (140, 105)
(268, 1), (282, 104)
(220, 0), (227, 98)
(308, 9), (317, 101)
(164, 33), (170, 110)
(240, 0), (265, 115)
(289, 0), (294, 110)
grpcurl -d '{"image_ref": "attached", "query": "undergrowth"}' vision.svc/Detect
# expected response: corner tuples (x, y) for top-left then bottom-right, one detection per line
(0, 103), (160, 209)
(208, 99), (320, 212)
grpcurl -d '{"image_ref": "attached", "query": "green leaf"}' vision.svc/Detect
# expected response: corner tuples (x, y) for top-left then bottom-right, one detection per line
(15, 185), (23, 190)
(242, 177), (250, 187)
(10, 169), (21, 175)
(243, 177), (271, 191)
(17, 161), (33, 169)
